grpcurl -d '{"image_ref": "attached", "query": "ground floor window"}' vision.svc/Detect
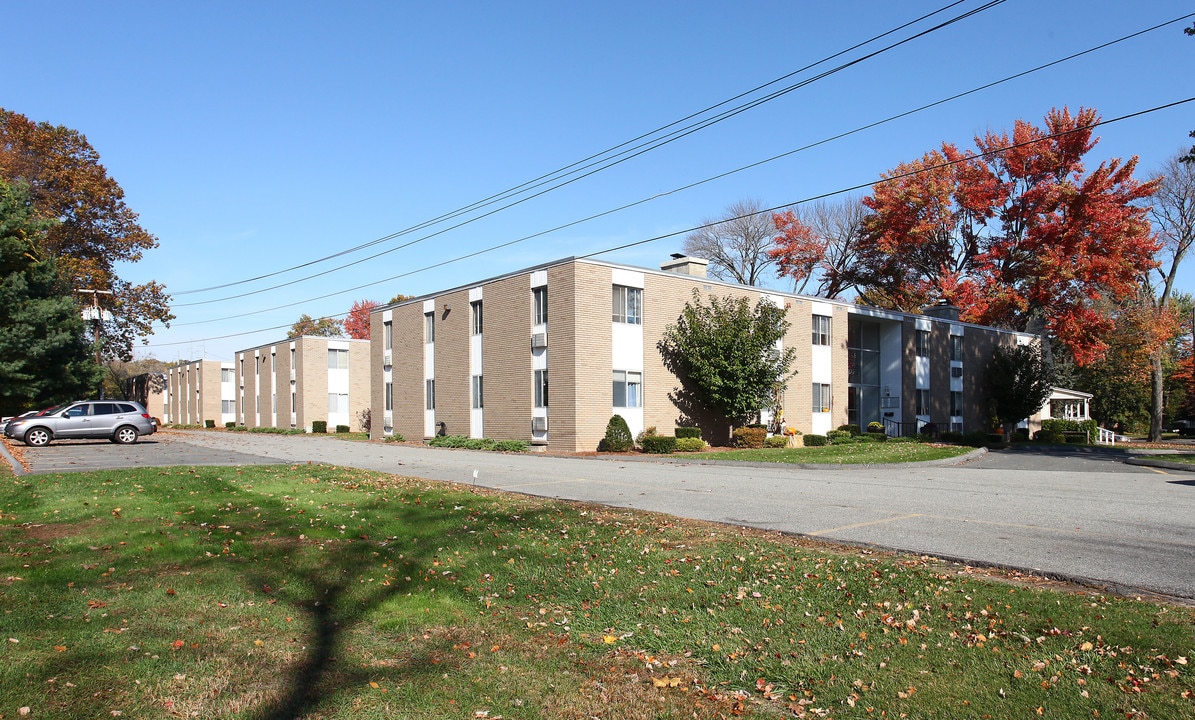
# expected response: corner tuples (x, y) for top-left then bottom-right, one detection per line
(534, 370), (548, 408)
(426, 379), (436, 410)
(472, 375), (484, 409)
(813, 383), (831, 413)
(613, 370), (642, 407)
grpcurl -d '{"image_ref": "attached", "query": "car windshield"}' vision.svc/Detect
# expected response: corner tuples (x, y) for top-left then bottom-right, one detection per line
(37, 404), (67, 416)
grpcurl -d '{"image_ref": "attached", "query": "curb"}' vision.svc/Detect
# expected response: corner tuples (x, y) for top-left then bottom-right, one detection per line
(1124, 456), (1195, 472)
(0, 439), (26, 476)
(580, 445), (988, 470)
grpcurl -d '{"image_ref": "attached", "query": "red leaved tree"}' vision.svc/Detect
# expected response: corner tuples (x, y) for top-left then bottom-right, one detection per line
(853, 107), (1159, 365)
(769, 197), (868, 297)
(344, 299), (379, 339)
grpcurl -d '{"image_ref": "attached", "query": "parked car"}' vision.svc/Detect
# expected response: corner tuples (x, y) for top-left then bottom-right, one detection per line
(3, 400), (157, 446)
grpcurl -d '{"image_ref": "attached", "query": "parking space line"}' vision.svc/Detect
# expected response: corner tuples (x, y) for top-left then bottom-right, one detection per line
(808, 513), (923, 536)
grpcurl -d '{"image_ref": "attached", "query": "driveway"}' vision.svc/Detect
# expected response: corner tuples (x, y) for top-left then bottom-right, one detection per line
(5, 430), (1193, 602)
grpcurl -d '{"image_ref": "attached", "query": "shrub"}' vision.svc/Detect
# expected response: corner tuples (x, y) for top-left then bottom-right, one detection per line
(939, 430), (963, 444)
(675, 427), (702, 440)
(732, 426), (766, 448)
(601, 415), (634, 452)
(853, 434), (879, 443)
(384, 433), (405, 442)
(1040, 418), (1096, 443)
(866, 432), (887, 443)
(826, 429), (852, 443)
(837, 424), (861, 436)
(640, 435), (677, 454)
(1036, 431), (1066, 444)
(357, 408), (371, 434)
(494, 440), (529, 452)
(803, 434), (828, 447)
(674, 437), (706, 452)
(887, 436), (918, 444)
(1013, 427), (1030, 442)
(635, 426), (658, 446)
(228, 425), (247, 432)
(867, 421), (884, 433)
(224, 421), (236, 429)
(204, 419), (215, 429)
(961, 431), (989, 447)
(312, 420), (327, 433)
(247, 426), (304, 435)
(763, 435), (789, 448)
(335, 425), (350, 433)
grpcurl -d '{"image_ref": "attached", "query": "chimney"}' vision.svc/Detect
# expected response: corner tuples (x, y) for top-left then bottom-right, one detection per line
(921, 299), (960, 322)
(660, 253), (709, 278)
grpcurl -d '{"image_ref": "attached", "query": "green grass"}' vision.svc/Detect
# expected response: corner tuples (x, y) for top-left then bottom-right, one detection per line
(2, 465), (1192, 719)
(677, 442), (975, 464)
(1145, 453), (1195, 464)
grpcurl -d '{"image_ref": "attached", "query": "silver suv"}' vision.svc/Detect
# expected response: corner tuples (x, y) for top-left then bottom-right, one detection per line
(4, 400), (156, 447)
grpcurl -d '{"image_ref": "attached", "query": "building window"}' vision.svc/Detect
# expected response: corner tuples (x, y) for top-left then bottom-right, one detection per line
(328, 393), (349, 414)
(950, 391), (963, 417)
(425, 379), (435, 410)
(812, 383), (831, 413)
(951, 366), (963, 378)
(328, 348), (349, 369)
(221, 399), (235, 414)
(384, 382), (393, 412)
(291, 392), (295, 412)
(472, 375), (484, 409)
(533, 286), (547, 325)
(916, 329), (930, 358)
(471, 301), (483, 335)
(272, 393), (276, 414)
(221, 368), (235, 383)
(425, 312), (435, 344)
(812, 315), (831, 346)
(612, 286), (642, 324)
(534, 369), (548, 408)
(384, 320), (392, 350)
(916, 389), (931, 416)
(613, 370), (642, 407)
(950, 335), (962, 362)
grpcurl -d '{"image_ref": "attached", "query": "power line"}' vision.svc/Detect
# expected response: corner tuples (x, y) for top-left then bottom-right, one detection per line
(143, 96), (1195, 350)
(168, 13), (1190, 326)
(172, 0), (999, 298)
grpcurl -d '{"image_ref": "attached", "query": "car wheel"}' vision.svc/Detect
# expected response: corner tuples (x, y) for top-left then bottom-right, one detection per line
(24, 427), (52, 447)
(113, 426), (139, 445)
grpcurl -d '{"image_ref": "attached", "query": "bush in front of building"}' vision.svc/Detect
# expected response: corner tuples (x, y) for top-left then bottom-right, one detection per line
(732, 426), (766, 448)
(961, 431), (990, 447)
(866, 432), (887, 442)
(224, 421), (236, 429)
(640, 435), (677, 454)
(494, 440), (529, 452)
(228, 425), (248, 432)
(427, 435), (528, 452)
(803, 434), (828, 447)
(335, 425), (350, 433)
(763, 435), (789, 448)
(248, 427), (305, 435)
(204, 419), (215, 429)
(837, 424), (861, 436)
(675, 427), (702, 440)
(674, 437), (706, 452)
(384, 433), (405, 442)
(1039, 418), (1097, 443)
(311, 420), (327, 433)
(886, 436), (918, 444)
(601, 415), (634, 452)
(826, 429), (853, 444)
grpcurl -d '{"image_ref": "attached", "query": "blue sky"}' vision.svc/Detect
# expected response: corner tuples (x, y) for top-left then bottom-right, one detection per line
(6, 1), (1193, 362)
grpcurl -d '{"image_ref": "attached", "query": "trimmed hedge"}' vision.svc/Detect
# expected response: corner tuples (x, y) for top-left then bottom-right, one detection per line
(204, 419), (215, 429)
(886, 436), (918, 444)
(866, 432), (887, 442)
(675, 427), (702, 440)
(248, 427), (305, 435)
(312, 420), (327, 433)
(732, 426), (767, 448)
(427, 435), (528, 452)
(837, 424), (861, 436)
(763, 435), (789, 448)
(384, 433), (405, 442)
(1040, 418), (1097, 443)
(225, 421), (236, 429)
(674, 437), (705, 452)
(803, 434), (828, 447)
(335, 424), (350, 434)
(494, 440), (529, 452)
(826, 429), (852, 443)
(640, 435), (677, 454)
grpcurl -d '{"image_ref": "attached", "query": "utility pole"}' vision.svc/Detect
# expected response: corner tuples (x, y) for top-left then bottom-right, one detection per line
(76, 289), (113, 398)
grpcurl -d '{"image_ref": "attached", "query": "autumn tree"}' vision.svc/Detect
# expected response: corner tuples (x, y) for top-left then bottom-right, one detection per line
(0, 178), (100, 414)
(770, 196), (868, 297)
(288, 314), (344, 338)
(104, 356), (169, 404)
(657, 290), (797, 442)
(344, 299), (379, 339)
(682, 199), (778, 286)
(986, 341), (1053, 434)
(388, 293), (415, 305)
(855, 107), (1158, 366)
(0, 109), (173, 361)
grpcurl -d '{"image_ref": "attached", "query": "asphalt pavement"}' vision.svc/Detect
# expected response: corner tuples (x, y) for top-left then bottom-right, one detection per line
(5, 430), (1193, 602)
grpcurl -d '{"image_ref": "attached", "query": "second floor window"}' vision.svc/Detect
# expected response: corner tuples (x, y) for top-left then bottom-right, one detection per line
(812, 315), (831, 346)
(384, 321), (393, 350)
(916, 388), (931, 416)
(533, 286), (547, 325)
(425, 312), (435, 343)
(221, 368), (235, 383)
(950, 334), (963, 361)
(612, 285), (642, 324)
(916, 329), (930, 358)
(328, 349), (349, 369)
(471, 301), (483, 335)
(534, 369), (548, 408)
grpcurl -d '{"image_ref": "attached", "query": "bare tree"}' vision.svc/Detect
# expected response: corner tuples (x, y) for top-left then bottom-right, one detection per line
(1147, 152), (1195, 439)
(771, 196), (869, 298)
(682, 199), (777, 286)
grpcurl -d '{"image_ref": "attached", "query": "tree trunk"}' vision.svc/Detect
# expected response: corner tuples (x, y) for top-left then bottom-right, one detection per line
(1150, 350), (1164, 442)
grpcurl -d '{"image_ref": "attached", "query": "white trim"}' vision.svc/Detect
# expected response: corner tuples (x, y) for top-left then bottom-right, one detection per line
(530, 270), (548, 288)
(422, 298), (436, 314)
(811, 301), (834, 316)
(469, 286), (483, 302)
(611, 268), (644, 289)
(915, 317), (932, 332)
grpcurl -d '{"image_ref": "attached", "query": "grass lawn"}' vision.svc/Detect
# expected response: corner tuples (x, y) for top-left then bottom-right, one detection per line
(2, 465), (1192, 719)
(677, 442), (974, 464)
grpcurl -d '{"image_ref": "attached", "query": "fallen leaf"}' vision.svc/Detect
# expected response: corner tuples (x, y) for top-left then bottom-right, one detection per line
(54, 645), (67, 652)
(603, 635), (617, 644)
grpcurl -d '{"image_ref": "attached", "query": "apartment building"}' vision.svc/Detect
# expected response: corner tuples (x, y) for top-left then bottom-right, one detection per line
(166, 360), (236, 426)
(235, 336), (371, 432)
(370, 256), (1035, 452)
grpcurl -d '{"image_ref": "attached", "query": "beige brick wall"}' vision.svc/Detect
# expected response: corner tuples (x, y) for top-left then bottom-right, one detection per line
(348, 339), (372, 432)
(166, 360), (223, 426)
(431, 290), (472, 437)
(481, 276), (533, 443)
(392, 303), (427, 441)
(548, 262), (612, 452)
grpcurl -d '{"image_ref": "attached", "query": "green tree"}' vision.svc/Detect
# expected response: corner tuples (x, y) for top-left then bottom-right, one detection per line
(986, 341), (1054, 433)
(0, 179), (101, 413)
(287, 314), (344, 338)
(657, 290), (797, 439)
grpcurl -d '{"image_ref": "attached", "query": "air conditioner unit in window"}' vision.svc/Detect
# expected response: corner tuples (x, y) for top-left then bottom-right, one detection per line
(531, 416), (548, 432)
(383, 351), (392, 366)
(951, 366), (963, 378)
(531, 332), (547, 349)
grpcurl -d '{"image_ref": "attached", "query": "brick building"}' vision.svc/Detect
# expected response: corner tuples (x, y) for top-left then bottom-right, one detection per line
(370, 256), (1034, 451)
(166, 360), (235, 426)
(235, 336), (371, 432)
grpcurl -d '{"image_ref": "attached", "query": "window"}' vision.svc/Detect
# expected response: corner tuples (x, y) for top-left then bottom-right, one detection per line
(221, 368), (235, 383)
(916, 329), (930, 358)
(916, 389), (931, 416)
(328, 348), (349, 369)
(471, 301), (483, 335)
(383, 320), (392, 350)
(951, 366), (963, 378)
(613, 370), (642, 407)
(425, 379), (436, 410)
(472, 375), (484, 409)
(533, 286), (547, 325)
(950, 335), (963, 361)
(290, 347), (295, 369)
(328, 393), (349, 414)
(612, 286), (642, 324)
(812, 315), (831, 346)
(221, 399), (236, 414)
(950, 391), (963, 416)
(272, 393), (276, 414)
(291, 392), (295, 412)
(812, 383), (831, 413)
(534, 369), (548, 408)
(425, 312), (435, 343)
